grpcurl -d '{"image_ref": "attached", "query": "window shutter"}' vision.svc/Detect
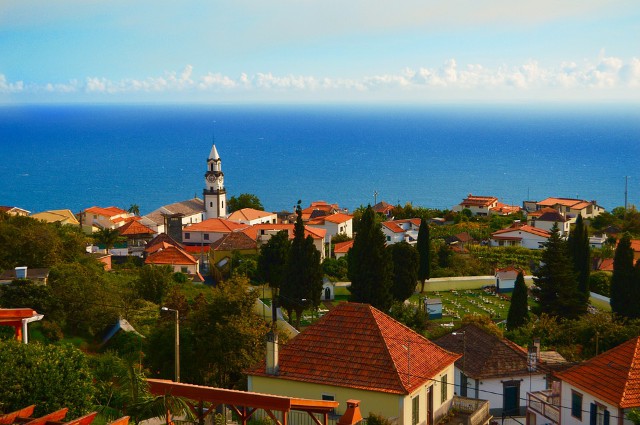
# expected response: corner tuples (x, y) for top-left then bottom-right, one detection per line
(589, 403), (597, 425)
(604, 409), (610, 425)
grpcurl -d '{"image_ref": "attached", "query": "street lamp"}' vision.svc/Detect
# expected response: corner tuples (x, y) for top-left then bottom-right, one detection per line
(161, 307), (180, 382)
(452, 331), (466, 396)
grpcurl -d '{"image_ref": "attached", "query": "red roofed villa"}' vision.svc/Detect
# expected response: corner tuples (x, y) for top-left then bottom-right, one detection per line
(247, 302), (492, 425)
(490, 224), (551, 250)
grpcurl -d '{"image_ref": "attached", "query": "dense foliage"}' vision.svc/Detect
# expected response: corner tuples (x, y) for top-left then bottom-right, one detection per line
(506, 271), (529, 330)
(227, 193), (264, 213)
(416, 219), (431, 292)
(388, 242), (419, 302)
(257, 230), (290, 291)
(567, 214), (590, 303)
(533, 224), (586, 319)
(348, 205), (393, 310)
(610, 234), (640, 319)
(0, 340), (95, 417)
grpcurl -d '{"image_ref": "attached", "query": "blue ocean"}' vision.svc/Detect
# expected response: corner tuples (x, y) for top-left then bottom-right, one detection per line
(0, 104), (638, 215)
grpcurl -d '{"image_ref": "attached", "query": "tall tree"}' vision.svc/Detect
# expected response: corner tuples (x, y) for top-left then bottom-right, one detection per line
(416, 219), (431, 292)
(281, 202), (323, 328)
(227, 193), (264, 213)
(533, 223), (586, 319)
(348, 205), (393, 311)
(610, 233), (636, 318)
(93, 227), (125, 253)
(388, 242), (419, 302)
(567, 214), (590, 303)
(128, 204), (140, 216)
(257, 230), (291, 295)
(506, 271), (529, 330)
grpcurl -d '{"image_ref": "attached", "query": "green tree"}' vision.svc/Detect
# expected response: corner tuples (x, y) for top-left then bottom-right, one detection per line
(532, 223), (586, 319)
(611, 234), (636, 318)
(227, 193), (264, 213)
(567, 214), (590, 303)
(322, 257), (348, 282)
(437, 243), (453, 268)
(128, 204), (140, 216)
(0, 340), (95, 417)
(388, 301), (428, 333)
(281, 202), (323, 328)
(416, 219), (431, 292)
(348, 205), (393, 310)
(0, 214), (65, 269)
(93, 227), (125, 252)
(135, 265), (175, 305)
(506, 271), (529, 330)
(388, 242), (419, 302)
(188, 276), (270, 388)
(257, 230), (291, 293)
(589, 271), (611, 297)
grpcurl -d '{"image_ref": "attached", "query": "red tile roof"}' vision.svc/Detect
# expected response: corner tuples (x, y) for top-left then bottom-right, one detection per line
(184, 218), (249, 233)
(118, 220), (156, 236)
(308, 213), (353, 225)
(145, 233), (183, 253)
(556, 336), (640, 408)
(210, 231), (258, 251)
(228, 208), (275, 222)
(381, 218), (421, 233)
(145, 246), (197, 266)
(598, 258), (614, 271)
(460, 194), (498, 207)
(333, 240), (354, 254)
(82, 206), (129, 217)
(246, 224), (326, 241)
(372, 201), (395, 214)
(492, 224), (551, 239)
(536, 197), (596, 210)
(247, 303), (459, 394)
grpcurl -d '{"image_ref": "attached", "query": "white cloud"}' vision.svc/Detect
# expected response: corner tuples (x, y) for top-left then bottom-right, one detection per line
(3, 55), (640, 101)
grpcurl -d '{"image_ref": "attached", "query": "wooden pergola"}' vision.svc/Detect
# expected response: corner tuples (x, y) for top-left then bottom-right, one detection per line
(147, 379), (348, 425)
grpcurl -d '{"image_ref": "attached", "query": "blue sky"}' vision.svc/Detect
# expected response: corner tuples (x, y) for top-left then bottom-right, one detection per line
(1, 0), (639, 103)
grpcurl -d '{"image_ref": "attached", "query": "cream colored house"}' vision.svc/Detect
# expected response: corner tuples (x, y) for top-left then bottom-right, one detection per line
(247, 303), (491, 425)
(31, 209), (80, 226)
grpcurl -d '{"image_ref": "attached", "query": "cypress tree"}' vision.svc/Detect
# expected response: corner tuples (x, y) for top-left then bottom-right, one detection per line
(388, 241), (419, 302)
(281, 201), (323, 328)
(533, 223), (585, 319)
(611, 233), (635, 318)
(348, 205), (393, 310)
(506, 271), (529, 330)
(567, 214), (590, 305)
(416, 218), (431, 292)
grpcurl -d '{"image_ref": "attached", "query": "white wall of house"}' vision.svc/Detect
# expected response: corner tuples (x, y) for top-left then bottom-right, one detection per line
(559, 381), (622, 425)
(531, 220), (570, 235)
(169, 262), (199, 275)
(491, 232), (548, 250)
(400, 363), (456, 425)
(182, 230), (226, 245)
(456, 370), (546, 416)
(309, 219), (353, 240)
(383, 229), (405, 244)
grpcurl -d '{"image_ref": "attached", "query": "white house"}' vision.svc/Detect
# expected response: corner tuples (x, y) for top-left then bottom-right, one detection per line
(490, 224), (551, 249)
(181, 218), (249, 245)
(381, 218), (421, 245)
(333, 240), (353, 259)
(535, 197), (605, 219)
(436, 324), (563, 419)
(495, 267), (522, 293)
(527, 336), (640, 425)
(227, 208), (278, 225)
(527, 209), (570, 235)
(307, 212), (353, 239)
(245, 223), (327, 260)
(77, 206), (134, 233)
(453, 194), (499, 217)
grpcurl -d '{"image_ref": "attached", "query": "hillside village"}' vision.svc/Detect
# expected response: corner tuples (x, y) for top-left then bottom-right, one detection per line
(2, 143), (640, 425)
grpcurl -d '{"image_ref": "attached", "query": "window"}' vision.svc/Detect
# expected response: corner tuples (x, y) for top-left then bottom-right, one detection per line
(412, 395), (420, 425)
(590, 403), (609, 425)
(204, 234), (210, 240)
(185, 233), (190, 240)
(571, 391), (583, 419)
(441, 374), (447, 403)
(181, 266), (188, 273)
(322, 394), (335, 415)
(221, 201), (224, 208)
(210, 202), (213, 207)
(503, 381), (520, 415)
(387, 236), (391, 242)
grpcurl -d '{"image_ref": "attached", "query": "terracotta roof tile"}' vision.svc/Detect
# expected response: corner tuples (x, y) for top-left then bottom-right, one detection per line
(246, 224), (326, 241)
(372, 201), (395, 214)
(492, 224), (551, 238)
(118, 220), (156, 236)
(536, 197), (596, 209)
(382, 218), (421, 233)
(145, 246), (197, 266)
(333, 240), (354, 253)
(145, 233), (183, 253)
(248, 303), (459, 394)
(83, 206), (129, 217)
(435, 324), (548, 379)
(556, 336), (640, 408)
(460, 194), (498, 207)
(184, 218), (250, 233)
(228, 208), (275, 222)
(210, 231), (258, 251)
(308, 213), (353, 225)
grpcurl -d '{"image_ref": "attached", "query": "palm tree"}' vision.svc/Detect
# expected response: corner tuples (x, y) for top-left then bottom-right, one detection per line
(128, 204), (140, 216)
(94, 228), (125, 253)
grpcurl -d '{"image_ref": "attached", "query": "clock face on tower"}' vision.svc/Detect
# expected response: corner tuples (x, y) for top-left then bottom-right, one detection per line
(207, 174), (216, 183)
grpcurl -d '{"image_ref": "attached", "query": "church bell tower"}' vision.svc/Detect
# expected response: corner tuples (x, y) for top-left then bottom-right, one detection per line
(203, 143), (227, 219)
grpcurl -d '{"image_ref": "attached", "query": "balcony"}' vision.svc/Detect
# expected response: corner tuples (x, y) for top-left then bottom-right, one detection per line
(527, 391), (560, 424)
(437, 396), (493, 425)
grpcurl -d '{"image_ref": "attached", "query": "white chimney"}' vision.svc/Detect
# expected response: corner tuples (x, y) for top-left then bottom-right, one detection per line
(15, 266), (27, 279)
(266, 330), (279, 375)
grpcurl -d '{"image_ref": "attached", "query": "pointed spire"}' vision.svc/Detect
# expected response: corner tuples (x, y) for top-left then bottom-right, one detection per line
(209, 143), (220, 161)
